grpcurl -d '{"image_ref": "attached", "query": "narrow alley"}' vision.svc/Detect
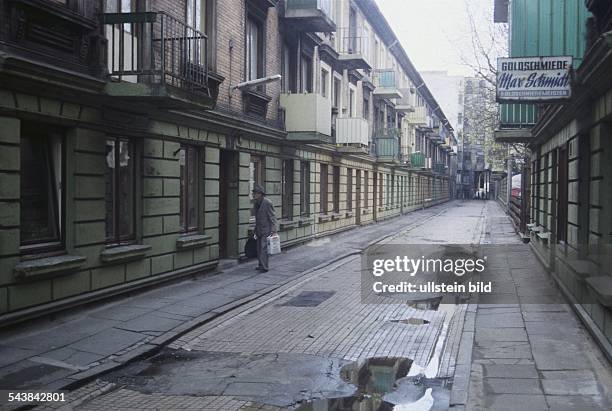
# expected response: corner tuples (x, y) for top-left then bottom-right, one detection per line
(3, 201), (607, 411)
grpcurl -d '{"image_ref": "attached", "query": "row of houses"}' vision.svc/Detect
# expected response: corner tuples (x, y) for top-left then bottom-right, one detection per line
(0, 0), (457, 323)
(494, 0), (612, 359)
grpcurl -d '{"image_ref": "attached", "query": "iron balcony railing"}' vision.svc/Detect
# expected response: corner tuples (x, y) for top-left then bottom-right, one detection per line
(433, 163), (447, 174)
(373, 69), (398, 89)
(373, 128), (401, 160)
(410, 152), (426, 168)
(102, 11), (210, 97)
(337, 27), (368, 56)
(286, 0), (332, 15)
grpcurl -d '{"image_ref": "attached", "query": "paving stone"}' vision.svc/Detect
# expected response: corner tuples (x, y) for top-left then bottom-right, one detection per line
(483, 394), (548, 411)
(530, 339), (590, 371)
(484, 378), (543, 394)
(475, 313), (525, 328)
(541, 370), (600, 395)
(482, 364), (538, 379)
(90, 305), (151, 322)
(473, 341), (533, 360)
(475, 327), (528, 342)
(70, 328), (146, 357)
(545, 394), (611, 410)
(118, 314), (184, 333)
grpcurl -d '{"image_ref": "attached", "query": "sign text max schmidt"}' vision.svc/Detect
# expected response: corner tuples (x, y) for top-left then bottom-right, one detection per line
(497, 56), (573, 102)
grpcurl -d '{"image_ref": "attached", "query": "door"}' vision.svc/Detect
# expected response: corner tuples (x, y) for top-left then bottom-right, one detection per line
(219, 150), (239, 258)
(557, 146), (568, 243)
(355, 169), (362, 225)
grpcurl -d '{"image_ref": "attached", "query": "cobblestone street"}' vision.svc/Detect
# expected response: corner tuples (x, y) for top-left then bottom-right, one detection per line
(9, 200), (603, 410)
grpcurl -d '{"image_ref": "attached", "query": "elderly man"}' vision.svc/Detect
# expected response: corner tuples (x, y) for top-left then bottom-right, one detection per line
(251, 184), (278, 272)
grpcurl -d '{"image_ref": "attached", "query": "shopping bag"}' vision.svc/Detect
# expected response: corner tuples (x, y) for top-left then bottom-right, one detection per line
(244, 235), (257, 258)
(267, 234), (281, 255)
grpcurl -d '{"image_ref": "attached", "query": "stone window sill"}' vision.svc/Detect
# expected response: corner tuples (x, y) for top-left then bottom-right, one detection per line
(100, 244), (151, 264)
(279, 219), (299, 231)
(318, 214), (331, 223)
(14, 254), (86, 280)
(299, 216), (314, 227)
(536, 231), (550, 243)
(176, 234), (212, 250)
(362, 209), (370, 215)
(331, 213), (342, 221)
(345, 211), (354, 218)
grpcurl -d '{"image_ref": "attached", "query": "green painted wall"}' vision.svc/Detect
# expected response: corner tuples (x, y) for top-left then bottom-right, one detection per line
(500, 0), (590, 128)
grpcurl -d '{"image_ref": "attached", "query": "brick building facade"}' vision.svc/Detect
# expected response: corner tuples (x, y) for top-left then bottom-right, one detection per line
(0, 0), (456, 324)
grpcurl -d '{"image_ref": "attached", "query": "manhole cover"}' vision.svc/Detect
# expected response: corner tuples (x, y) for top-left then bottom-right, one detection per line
(281, 291), (335, 307)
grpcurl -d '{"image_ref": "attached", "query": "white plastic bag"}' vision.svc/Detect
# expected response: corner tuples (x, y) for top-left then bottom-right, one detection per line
(267, 234), (281, 255)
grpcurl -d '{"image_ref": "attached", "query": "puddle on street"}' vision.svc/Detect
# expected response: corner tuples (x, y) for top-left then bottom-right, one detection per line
(390, 318), (431, 325)
(407, 297), (442, 311)
(295, 357), (450, 411)
(295, 357), (409, 411)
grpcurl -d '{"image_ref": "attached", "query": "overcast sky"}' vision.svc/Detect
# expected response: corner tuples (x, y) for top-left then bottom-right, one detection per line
(377, 0), (497, 76)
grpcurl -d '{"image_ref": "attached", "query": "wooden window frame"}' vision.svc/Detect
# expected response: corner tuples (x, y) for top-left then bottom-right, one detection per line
(320, 164), (328, 214)
(19, 128), (65, 255)
(179, 144), (200, 234)
(282, 159), (294, 219)
(300, 161), (311, 217)
(105, 136), (136, 246)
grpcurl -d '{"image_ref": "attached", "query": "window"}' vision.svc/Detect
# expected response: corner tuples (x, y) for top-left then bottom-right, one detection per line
(363, 91), (370, 120)
(186, 0), (215, 67)
(320, 164), (328, 214)
(347, 168), (353, 212)
(282, 43), (291, 93)
(333, 166), (340, 213)
(364, 171), (369, 210)
(20, 129), (63, 250)
(300, 161), (310, 216)
(300, 54), (313, 93)
(105, 0), (136, 33)
(282, 159), (294, 219)
(321, 69), (329, 97)
(246, 17), (264, 82)
(379, 173), (383, 206)
(391, 175), (395, 205)
(105, 137), (135, 244)
(333, 77), (341, 108)
(179, 145), (199, 233)
(249, 155), (265, 198)
(349, 88), (355, 117)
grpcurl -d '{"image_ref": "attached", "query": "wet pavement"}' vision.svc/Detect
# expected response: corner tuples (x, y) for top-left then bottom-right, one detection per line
(6, 200), (611, 410)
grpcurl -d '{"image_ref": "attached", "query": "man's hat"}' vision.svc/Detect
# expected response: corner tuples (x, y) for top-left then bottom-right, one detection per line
(252, 184), (265, 194)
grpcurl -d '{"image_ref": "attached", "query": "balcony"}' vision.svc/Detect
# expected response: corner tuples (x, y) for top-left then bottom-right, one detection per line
(433, 163), (447, 174)
(336, 117), (369, 152)
(280, 93), (332, 143)
(406, 106), (428, 126)
(395, 89), (415, 113)
(373, 128), (401, 163)
(283, 0), (336, 32)
(337, 28), (371, 70)
(373, 69), (402, 100)
(410, 152), (426, 168)
(102, 12), (219, 110)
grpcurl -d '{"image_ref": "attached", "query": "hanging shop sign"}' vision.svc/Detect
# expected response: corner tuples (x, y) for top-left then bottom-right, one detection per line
(496, 56), (573, 102)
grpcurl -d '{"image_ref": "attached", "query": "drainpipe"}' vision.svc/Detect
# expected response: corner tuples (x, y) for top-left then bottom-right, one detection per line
(506, 148), (512, 211)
